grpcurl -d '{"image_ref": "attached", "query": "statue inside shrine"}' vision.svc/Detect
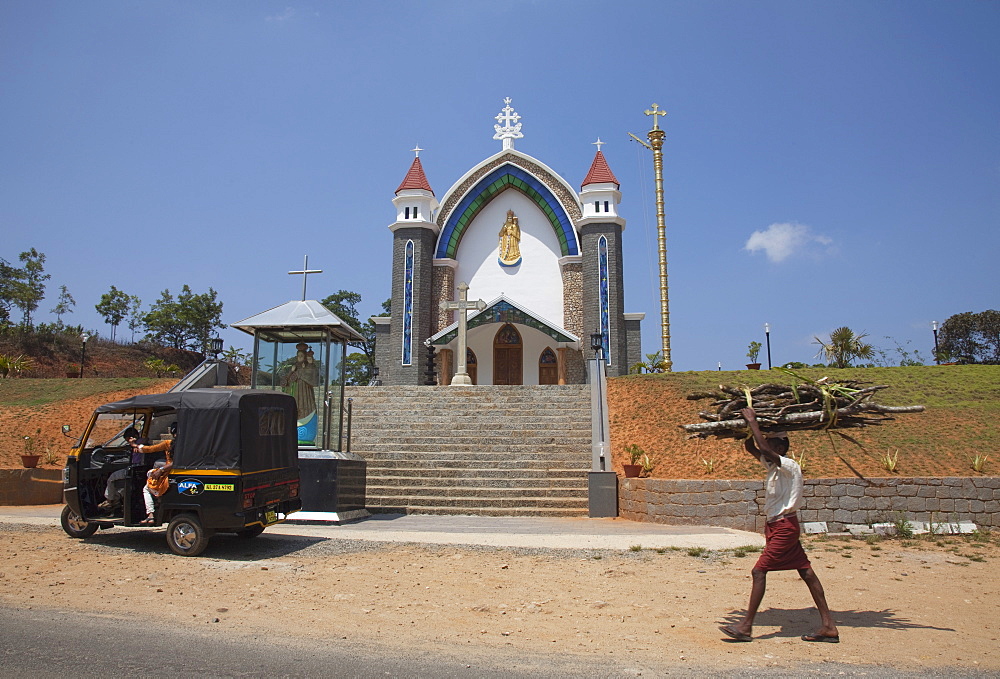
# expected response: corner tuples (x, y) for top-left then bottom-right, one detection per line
(282, 343), (320, 445)
(498, 209), (522, 266)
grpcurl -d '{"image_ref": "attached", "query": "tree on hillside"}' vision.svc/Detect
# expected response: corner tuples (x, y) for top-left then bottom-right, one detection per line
(6, 249), (50, 329)
(939, 310), (1000, 364)
(95, 285), (131, 342)
(320, 290), (390, 384)
(143, 285), (224, 350)
(126, 295), (143, 342)
(813, 326), (875, 368)
(50, 285), (76, 325)
(0, 257), (20, 326)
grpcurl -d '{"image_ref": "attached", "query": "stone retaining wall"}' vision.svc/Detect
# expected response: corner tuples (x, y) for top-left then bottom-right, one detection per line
(0, 469), (63, 506)
(620, 476), (1000, 533)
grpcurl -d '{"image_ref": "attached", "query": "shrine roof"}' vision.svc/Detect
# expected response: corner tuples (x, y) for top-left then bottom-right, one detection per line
(231, 300), (364, 342)
(429, 296), (578, 346)
(395, 156), (434, 195)
(581, 150), (619, 188)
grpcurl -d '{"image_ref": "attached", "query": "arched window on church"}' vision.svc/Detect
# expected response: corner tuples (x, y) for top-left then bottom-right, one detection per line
(467, 348), (477, 385)
(538, 347), (557, 385)
(402, 240), (414, 366)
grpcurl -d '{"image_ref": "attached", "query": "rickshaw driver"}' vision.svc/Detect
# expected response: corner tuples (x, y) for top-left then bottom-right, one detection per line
(98, 427), (143, 513)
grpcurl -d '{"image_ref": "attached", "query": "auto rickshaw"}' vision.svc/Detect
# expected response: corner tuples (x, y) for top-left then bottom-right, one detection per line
(60, 389), (302, 556)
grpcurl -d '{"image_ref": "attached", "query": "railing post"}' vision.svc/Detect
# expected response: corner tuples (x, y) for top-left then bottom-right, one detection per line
(345, 397), (353, 454)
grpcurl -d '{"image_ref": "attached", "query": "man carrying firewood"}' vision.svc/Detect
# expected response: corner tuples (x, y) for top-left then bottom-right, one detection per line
(719, 407), (840, 644)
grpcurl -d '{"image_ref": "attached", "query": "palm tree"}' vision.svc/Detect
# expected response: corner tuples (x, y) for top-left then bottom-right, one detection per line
(813, 327), (875, 368)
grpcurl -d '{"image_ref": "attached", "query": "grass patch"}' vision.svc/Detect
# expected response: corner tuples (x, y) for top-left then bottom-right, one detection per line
(0, 378), (168, 407)
(686, 547), (708, 558)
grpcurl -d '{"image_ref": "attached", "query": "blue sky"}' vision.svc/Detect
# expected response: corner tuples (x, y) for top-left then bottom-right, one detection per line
(2, 1), (997, 371)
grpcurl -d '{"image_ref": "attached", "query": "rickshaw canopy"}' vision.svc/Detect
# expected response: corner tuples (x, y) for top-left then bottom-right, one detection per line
(94, 389), (298, 472)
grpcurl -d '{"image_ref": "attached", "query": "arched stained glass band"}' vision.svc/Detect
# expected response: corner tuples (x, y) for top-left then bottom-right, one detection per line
(402, 240), (414, 365)
(437, 164), (579, 259)
(598, 235), (610, 364)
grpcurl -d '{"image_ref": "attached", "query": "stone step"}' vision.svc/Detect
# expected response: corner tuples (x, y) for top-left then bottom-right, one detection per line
(366, 485), (587, 499)
(366, 506), (588, 518)
(364, 459), (589, 470)
(364, 495), (589, 510)
(367, 474), (586, 487)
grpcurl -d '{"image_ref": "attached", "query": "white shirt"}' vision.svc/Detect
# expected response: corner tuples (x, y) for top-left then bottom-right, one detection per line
(762, 455), (804, 521)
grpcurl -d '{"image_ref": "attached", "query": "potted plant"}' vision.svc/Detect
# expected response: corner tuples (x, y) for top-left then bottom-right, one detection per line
(640, 454), (655, 478)
(746, 341), (762, 370)
(21, 434), (40, 468)
(66, 363), (80, 378)
(623, 444), (644, 478)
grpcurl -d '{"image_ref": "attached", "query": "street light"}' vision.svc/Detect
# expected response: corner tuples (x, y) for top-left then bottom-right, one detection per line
(79, 332), (89, 378)
(764, 322), (772, 370)
(590, 330), (604, 360)
(210, 337), (224, 358)
(932, 320), (939, 365)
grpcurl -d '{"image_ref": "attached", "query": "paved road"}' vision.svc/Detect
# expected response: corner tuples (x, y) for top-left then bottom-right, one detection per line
(0, 504), (764, 551)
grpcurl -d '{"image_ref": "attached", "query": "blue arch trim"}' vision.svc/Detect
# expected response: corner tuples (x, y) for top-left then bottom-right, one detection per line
(437, 165), (578, 259)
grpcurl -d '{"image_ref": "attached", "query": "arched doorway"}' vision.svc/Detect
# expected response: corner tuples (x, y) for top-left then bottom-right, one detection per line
(538, 347), (558, 385)
(467, 348), (478, 385)
(493, 324), (523, 385)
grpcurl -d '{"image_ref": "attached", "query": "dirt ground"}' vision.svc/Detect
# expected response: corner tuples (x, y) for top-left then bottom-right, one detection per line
(1, 523), (997, 674)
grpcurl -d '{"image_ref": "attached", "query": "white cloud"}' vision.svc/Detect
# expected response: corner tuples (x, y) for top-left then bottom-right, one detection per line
(266, 7), (296, 22)
(744, 222), (833, 263)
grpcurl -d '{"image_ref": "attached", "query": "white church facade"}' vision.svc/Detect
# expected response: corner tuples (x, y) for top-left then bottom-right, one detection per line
(373, 99), (644, 386)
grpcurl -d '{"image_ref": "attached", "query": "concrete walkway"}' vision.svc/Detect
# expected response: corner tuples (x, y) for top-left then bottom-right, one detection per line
(0, 505), (764, 551)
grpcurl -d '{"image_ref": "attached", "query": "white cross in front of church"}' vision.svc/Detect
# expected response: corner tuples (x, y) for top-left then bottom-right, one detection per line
(288, 255), (323, 301)
(440, 281), (485, 386)
(493, 97), (523, 151)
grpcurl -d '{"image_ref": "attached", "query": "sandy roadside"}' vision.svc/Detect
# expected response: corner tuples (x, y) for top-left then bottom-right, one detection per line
(1, 522), (997, 674)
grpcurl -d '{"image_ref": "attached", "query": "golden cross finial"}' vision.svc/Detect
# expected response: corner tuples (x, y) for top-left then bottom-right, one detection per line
(644, 103), (667, 130)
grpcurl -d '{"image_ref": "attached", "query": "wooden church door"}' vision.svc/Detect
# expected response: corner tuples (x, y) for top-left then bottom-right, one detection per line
(493, 324), (523, 385)
(538, 347), (558, 385)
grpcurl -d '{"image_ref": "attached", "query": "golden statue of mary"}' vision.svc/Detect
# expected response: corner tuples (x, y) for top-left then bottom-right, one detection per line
(498, 209), (522, 266)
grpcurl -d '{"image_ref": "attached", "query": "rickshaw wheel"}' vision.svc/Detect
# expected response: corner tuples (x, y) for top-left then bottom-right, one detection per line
(60, 504), (98, 538)
(166, 513), (210, 556)
(236, 525), (266, 539)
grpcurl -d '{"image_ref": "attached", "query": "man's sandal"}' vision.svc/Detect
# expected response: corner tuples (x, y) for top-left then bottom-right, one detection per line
(801, 633), (840, 643)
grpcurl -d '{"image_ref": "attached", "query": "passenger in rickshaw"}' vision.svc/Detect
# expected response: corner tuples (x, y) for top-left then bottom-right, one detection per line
(134, 423), (176, 525)
(99, 427), (144, 513)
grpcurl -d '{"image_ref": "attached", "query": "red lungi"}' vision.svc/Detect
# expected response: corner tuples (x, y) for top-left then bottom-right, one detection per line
(754, 514), (812, 572)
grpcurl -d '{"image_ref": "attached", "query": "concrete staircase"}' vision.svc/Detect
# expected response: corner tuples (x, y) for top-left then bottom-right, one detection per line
(344, 385), (592, 516)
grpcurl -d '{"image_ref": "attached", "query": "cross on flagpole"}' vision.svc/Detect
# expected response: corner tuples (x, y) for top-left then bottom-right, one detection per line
(288, 255), (323, 301)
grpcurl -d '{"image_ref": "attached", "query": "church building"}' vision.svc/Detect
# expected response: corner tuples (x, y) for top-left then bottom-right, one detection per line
(373, 99), (644, 386)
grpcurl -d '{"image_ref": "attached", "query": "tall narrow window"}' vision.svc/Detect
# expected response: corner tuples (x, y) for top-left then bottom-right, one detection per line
(604, 201), (610, 213)
(598, 235), (610, 363)
(402, 240), (414, 365)
(594, 200), (600, 213)
(404, 207), (411, 220)
(413, 206), (419, 219)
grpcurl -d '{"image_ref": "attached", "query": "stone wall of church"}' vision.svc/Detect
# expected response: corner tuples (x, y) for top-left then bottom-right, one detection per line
(579, 222), (628, 377)
(432, 263), (456, 334)
(560, 260), (583, 337)
(386, 226), (438, 385)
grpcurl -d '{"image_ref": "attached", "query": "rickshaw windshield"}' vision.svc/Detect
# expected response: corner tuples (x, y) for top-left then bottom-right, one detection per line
(85, 413), (147, 449)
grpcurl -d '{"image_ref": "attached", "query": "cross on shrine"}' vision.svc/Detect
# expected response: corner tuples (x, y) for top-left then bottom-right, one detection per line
(439, 281), (486, 386)
(493, 97), (524, 150)
(288, 255), (323, 301)
(644, 102), (667, 130)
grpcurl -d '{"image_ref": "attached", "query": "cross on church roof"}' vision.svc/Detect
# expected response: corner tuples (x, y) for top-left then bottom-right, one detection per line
(411, 145), (423, 157)
(288, 255), (323, 301)
(493, 97), (523, 151)
(593, 137), (605, 152)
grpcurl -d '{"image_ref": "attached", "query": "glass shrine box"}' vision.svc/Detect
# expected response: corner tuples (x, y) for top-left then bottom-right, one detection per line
(231, 300), (369, 522)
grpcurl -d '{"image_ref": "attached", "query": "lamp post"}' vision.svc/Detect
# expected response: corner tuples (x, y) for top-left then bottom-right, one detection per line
(79, 332), (89, 378)
(590, 330), (604, 361)
(764, 323), (772, 370)
(210, 337), (224, 359)
(932, 321), (939, 365)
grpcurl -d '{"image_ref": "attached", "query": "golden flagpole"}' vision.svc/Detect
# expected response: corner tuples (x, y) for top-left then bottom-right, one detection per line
(629, 103), (672, 371)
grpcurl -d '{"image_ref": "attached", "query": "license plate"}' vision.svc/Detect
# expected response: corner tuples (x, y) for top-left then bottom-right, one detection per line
(265, 509), (278, 524)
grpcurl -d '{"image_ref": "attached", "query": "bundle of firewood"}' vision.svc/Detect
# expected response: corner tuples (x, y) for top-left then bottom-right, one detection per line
(680, 377), (925, 439)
